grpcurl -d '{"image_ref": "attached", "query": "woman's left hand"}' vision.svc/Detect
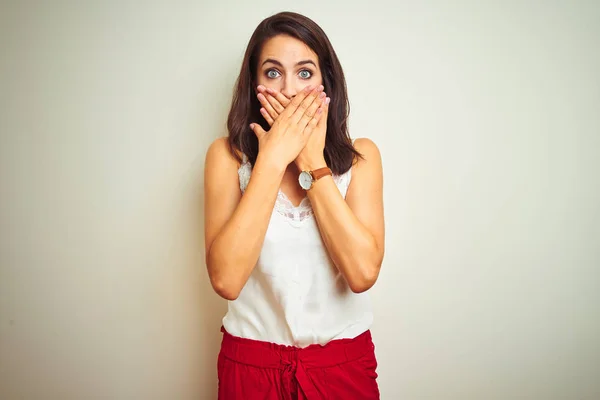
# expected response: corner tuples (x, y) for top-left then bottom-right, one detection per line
(256, 85), (291, 126)
(257, 86), (330, 171)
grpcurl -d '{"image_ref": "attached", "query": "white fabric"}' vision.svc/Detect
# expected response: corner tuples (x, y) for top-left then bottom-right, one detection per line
(222, 149), (373, 348)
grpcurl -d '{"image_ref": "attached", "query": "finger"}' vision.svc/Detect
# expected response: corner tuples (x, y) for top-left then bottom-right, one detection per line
(302, 104), (325, 136)
(265, 88), (291, 112)
(264, 93), (285, 114)
(289, 85), (324, 125)
(249, 123), (267, 140)
(316, 97), (330, 128)
(278, 84), (316, 121)
(257, 86), (288, 113)
(257, 93), (278, 121)
(260, 107), (275, 126)
(297, 91), (326, 131)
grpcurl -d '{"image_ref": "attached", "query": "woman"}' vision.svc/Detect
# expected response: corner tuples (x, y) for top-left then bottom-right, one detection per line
(204, 11), (384, 400)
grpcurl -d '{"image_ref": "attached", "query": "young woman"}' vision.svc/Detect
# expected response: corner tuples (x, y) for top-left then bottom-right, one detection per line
(204, 11), (385, 400)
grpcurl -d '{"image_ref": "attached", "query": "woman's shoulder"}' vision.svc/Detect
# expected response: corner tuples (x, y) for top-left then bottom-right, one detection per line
(352, 137), (381, 169)
(346, 137), (383, 203)
(352, 137), (380, 153)
(205, 137), (244, 169)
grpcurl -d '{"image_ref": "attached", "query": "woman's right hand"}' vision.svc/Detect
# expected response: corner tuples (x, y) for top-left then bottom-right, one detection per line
(249, 84), (327, 170)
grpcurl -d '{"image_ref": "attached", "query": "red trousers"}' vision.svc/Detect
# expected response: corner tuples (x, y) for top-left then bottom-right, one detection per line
(217, 327), (380, 399)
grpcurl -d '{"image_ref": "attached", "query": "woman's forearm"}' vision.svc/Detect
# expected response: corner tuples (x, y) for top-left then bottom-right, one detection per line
(308, 176), (383, 293)
(207, 156), (284, 300)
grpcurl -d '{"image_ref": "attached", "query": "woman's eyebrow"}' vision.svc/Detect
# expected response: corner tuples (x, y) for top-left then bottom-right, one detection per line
(261, 58), (317, 68)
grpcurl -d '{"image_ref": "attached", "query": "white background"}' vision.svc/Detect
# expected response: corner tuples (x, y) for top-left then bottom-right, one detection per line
(1, 1), (599, 399)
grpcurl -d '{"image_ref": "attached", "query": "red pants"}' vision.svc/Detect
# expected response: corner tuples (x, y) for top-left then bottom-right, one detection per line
(217, 327), (380, 399)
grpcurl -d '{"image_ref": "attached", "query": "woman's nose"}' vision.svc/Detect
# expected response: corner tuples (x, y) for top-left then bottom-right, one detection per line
(280, 78), (298, 99)
(281, 88), (297, 99)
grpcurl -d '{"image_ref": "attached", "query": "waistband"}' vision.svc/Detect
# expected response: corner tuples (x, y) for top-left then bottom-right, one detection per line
(219, 326), (373, 369)
(219, 327), (374, 399)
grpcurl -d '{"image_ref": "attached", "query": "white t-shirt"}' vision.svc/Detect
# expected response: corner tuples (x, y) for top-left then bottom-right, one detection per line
(222, 150), (373, 348)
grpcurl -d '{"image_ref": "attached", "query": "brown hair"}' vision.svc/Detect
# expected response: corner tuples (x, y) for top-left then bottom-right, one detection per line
(226, 11), (360, 175)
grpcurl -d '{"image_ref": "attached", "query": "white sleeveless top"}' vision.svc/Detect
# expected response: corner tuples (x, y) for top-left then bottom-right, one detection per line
(222, 149), (373, 348)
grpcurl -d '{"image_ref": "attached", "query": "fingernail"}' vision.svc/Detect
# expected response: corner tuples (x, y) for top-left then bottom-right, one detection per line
(304, 85), (313, 93)
(318, 85), (324, 92)
(325, 97), (331, 105)
(319, 92), (326, 98)
(257, 85), (265, 91)
(249, 123), (254, 129)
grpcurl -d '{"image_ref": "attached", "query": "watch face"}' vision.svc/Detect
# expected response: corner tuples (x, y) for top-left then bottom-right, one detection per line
(299, 171), (313, 190)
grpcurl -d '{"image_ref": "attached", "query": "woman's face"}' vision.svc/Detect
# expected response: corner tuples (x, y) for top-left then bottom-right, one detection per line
(256, 34), (323, 99)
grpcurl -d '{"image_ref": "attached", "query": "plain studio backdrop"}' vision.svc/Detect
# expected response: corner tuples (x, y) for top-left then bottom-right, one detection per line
(1, 1), (599, 399)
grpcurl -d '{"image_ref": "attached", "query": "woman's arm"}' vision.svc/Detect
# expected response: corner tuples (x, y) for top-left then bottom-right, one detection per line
(204, 138), (284, 300)
(204, 86), (327, 300)
(303, 138), (385, 293)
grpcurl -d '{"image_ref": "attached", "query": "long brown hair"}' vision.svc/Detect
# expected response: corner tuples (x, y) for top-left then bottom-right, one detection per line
(226, 11), (360, 175)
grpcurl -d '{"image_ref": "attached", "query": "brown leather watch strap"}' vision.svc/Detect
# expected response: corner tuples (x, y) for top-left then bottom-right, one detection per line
(311, 167), (332, 181)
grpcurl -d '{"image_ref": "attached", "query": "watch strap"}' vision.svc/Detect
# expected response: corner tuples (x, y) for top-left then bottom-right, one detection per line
(311, 167), (332, 181)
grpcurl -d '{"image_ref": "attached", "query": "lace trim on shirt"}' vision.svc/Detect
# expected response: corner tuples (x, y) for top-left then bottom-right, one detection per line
(238, 156), (352, 223)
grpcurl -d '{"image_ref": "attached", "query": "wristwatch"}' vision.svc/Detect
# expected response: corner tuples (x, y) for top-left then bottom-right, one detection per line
(298, 167), (332, 191)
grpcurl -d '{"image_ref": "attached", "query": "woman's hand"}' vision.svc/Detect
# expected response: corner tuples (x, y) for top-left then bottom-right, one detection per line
(295, 95), (330, 171)
(250, 85), (327, 171)
(257, 86), (330, 171)
(257, 85), (330, 171)
(257, 85), (291, 126)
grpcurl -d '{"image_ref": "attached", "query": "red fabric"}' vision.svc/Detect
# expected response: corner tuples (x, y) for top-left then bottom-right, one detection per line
(217, 327), (380, 399)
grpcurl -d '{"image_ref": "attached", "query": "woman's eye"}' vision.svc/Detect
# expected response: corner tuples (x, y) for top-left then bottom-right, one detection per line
(299, 70), (312, 79)
(266, 69), (312, 79)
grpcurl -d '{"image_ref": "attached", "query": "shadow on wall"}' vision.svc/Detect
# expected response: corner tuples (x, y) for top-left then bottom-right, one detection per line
(191, 59), (239, 397)
(197, 270), (226, 398)
(192, 81), (232, 398)
(195, 163), (227, 399)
